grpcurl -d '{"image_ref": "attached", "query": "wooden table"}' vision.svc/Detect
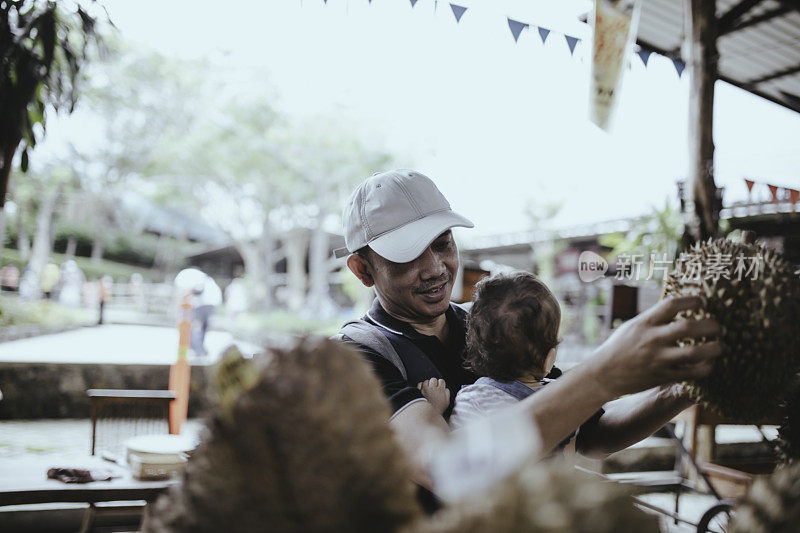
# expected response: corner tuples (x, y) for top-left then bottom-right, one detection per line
(0, 454), (176, 507)
(0, 454), (176, 532)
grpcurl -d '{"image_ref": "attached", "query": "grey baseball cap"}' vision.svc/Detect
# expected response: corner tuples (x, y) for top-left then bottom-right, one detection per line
(334, 169), (474, 263)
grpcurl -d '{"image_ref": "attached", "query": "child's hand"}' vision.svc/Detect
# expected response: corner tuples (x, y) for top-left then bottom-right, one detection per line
(418, 378), (450, 415)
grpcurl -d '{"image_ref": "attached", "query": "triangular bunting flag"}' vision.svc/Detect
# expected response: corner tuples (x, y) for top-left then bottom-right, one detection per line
(789, 188), (800, 213)
(745, 179), (755, 193)
(637, 49), (652, 67)
(450, 3), (467, 23)
(564, 35), (579, 55)
(673, 59), (686, 77)
(410, 0), (419, 7)
(537, 26), (550, 44)
(507, 18), (528, 43)
(768, 184), (779, 202)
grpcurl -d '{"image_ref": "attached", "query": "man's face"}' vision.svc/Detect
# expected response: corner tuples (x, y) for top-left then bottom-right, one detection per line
(366, 231), (459, 322)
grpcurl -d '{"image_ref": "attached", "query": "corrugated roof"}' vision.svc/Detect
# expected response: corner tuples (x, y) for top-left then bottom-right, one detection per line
(637, 0), (800, 113)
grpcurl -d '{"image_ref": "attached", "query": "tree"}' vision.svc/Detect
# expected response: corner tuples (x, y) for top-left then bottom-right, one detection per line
(172, 91), (394, 312)
(0, 0), (105, 205)
(69, 41), (204, 263)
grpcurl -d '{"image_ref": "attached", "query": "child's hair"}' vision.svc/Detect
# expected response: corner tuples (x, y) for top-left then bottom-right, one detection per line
(465, 271), (561, 382)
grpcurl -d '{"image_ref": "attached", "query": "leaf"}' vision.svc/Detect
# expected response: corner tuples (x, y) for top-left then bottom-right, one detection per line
(20, 147), (28, 172)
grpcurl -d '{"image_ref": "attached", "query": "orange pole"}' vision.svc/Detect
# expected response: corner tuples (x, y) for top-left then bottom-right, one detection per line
(169, 295), (192, 434)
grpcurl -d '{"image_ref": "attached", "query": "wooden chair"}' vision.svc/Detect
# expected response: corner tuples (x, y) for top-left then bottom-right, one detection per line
(87, 389), (176, 460)
(83, 389), (175, 532)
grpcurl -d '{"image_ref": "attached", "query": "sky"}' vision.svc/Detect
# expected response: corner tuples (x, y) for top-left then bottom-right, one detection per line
(40, 0), (800, 243)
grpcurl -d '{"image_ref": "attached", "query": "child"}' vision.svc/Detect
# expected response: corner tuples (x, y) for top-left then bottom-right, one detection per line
(419, 271), (602, 452)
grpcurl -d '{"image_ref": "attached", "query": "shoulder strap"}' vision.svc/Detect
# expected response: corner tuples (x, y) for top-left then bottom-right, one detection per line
(475, 376), (541, 401)
(376, 325), (442, 381)
(335, 320), (408, 381)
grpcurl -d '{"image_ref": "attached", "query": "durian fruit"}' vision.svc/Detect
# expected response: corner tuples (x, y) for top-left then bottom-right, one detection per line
(776, 375), (800, 465)
(729, 463), (800, 533)
(664, 238), (800, 420)
(143, 338), (422, 533)
(410, 459), (659, 533)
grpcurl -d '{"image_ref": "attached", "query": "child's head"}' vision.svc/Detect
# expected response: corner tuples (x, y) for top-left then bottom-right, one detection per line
(465, 271), (561, 382)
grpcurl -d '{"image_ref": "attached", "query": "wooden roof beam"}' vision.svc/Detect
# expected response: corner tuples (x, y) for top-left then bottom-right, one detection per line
(776, 0), (800, 14)
(717, 0), (766, 34)
(749, 63), (800, 84)
(719, 5), (791, 35)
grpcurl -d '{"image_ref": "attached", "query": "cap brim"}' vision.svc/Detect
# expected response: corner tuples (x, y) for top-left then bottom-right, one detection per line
(368, 210), (474, 263)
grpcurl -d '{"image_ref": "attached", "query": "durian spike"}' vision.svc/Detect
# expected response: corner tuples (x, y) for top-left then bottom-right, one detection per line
(729, 463), (800, 533)
(144, 337), (422, 533)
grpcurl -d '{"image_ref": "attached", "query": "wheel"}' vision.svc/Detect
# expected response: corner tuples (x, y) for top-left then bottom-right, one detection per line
(696, 501), (734, 533)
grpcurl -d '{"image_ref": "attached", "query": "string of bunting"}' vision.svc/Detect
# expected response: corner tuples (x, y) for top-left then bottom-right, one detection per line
(745, 178), (800, 213)
(316, 0), (688, 76)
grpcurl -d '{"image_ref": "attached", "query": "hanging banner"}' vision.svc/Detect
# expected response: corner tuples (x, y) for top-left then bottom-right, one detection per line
(589, 0), (642, 131)
(673, 58), (686, 77)
(789, 188), (799, 213)
(768, 184), (780, 202)
(507, 18), (528, 43)
(537, 26), (550, 44)
(637, 48), (652, 66)
(450, 3), (467, 23)
(565, 35), (580, 56)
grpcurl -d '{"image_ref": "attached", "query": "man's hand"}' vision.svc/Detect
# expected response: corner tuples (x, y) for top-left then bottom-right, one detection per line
(418, 378), (451, 415)
(587, 296), (722, 398)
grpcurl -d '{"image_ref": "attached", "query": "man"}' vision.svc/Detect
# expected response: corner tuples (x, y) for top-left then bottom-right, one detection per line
(336, 169), (721, 489)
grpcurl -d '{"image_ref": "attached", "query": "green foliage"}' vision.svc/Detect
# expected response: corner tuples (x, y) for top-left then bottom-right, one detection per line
(1, 247), (158, 282)
(103, 232), (158, 267)
(0, 297), (93, 328)
(0, 0), (106, 201)
(600, 199), (682, 260)
(233, 309), (342, 340)
(51, 220), (94, 255)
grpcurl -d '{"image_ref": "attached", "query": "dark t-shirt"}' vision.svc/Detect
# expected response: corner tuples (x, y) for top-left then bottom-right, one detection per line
(342, 298), (479, 419)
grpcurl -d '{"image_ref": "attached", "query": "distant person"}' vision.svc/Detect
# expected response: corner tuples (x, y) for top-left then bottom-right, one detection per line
(58, 260), (85, 307)
(1, 263), (20, 291)
(98, 275), (113, 325)
(224, 277), (248, 319)
(129, 273), (145, 311)
(18, 266), (38, 300)
(174, 268), (222, 357)
(191, 273), (222, 356)
(41, 262), (60, 299)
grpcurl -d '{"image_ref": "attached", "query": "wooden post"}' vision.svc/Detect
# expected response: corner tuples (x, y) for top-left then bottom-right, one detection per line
(169, 295), (193, 434)
(685, 0), (720, 243)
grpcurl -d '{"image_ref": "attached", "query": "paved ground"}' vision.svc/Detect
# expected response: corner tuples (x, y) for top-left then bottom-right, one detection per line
(0, 325), (261, 366)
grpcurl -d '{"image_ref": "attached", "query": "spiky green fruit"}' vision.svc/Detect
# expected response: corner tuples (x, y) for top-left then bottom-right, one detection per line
(411, 460), (659, 533)
(664, 238), (800, 420)
(144, 338), (422, 533)
(729, 463), (800, 533)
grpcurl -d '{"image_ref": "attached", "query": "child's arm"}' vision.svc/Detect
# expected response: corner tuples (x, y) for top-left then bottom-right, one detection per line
(418, 378), (451, 415)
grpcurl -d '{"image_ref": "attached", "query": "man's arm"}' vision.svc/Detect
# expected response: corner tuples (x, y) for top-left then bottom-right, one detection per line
(394, 297), (721, 471)
(574, 385), (693, 459)
(514, 296), (720, 454)
(390, 400), (450, 489)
